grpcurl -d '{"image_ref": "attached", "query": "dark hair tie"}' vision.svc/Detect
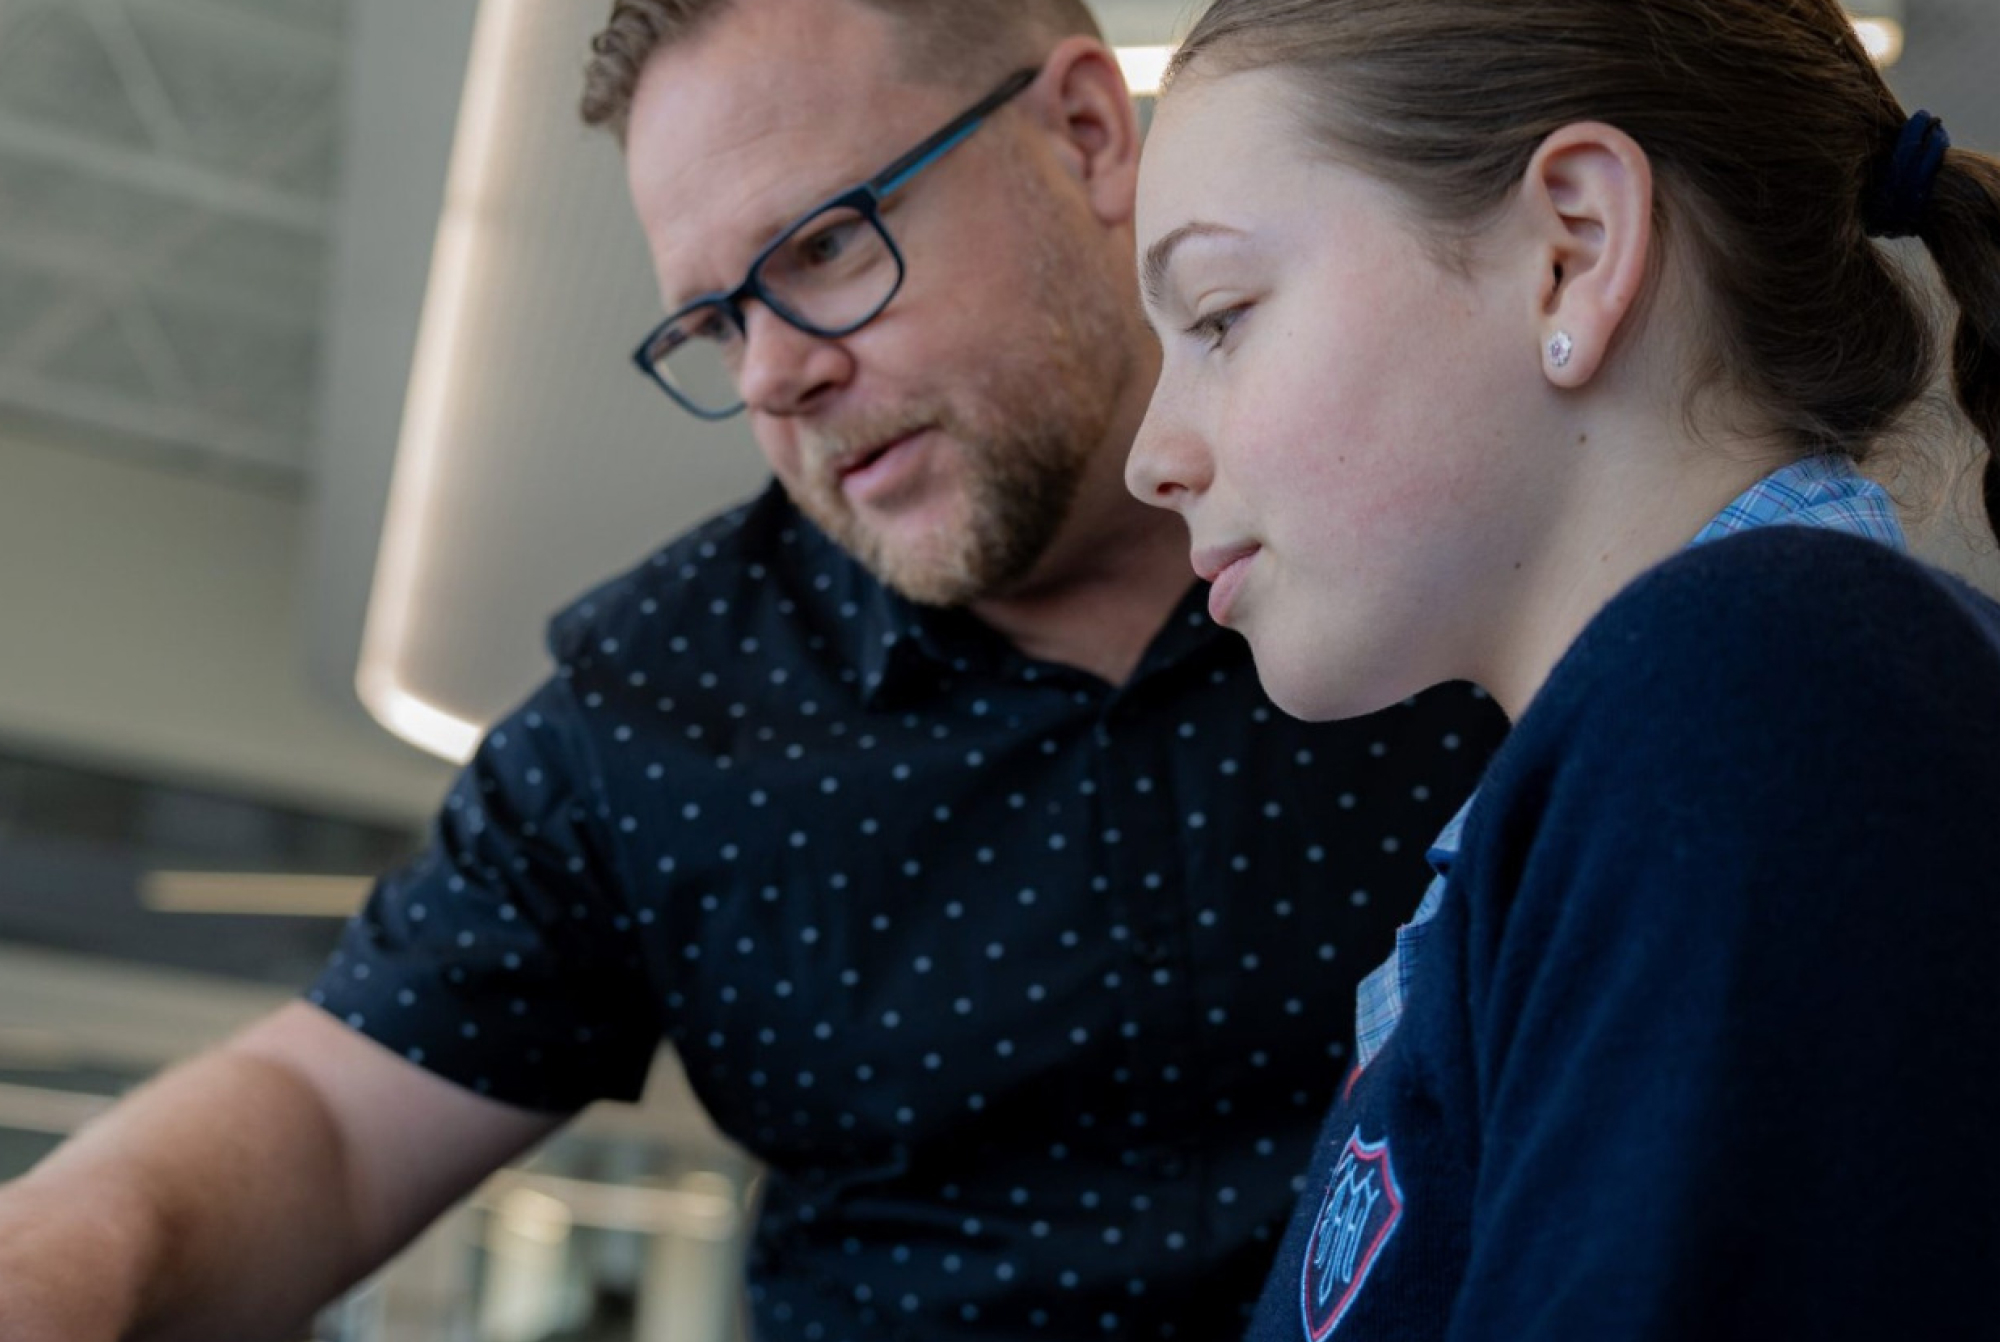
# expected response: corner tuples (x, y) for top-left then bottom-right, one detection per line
(1864, 110), (1951, 240)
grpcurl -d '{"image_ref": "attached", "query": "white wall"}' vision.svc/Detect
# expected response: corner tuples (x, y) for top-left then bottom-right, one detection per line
(0, 428), (453, 825)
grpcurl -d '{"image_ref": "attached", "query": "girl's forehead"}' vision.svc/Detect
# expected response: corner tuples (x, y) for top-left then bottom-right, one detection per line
(1138, 72), (1335, 231)
(1148, 70), (1324, 178)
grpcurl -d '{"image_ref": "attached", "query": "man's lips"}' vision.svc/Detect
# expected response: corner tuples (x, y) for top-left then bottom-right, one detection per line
(831, 428), (928, 482)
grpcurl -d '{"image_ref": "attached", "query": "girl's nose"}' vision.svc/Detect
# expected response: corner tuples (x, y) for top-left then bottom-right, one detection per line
(1126, 393), (1211, 511)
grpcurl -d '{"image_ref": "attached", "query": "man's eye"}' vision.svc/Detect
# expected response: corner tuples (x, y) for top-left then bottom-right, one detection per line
(676, 309), (730, 345)
(796, 220), (860, 266)
(1186, 304), (1249, 350)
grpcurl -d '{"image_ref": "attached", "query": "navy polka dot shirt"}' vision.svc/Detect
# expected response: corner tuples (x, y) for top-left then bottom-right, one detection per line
(311, 483), (1506, 1341)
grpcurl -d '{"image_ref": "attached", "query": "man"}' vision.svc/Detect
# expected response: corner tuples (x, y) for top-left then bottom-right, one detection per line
(0, 2), (1504, 1339)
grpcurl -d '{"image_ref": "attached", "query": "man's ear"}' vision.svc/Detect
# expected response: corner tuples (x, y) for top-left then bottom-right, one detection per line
(1028, 35), (1143, 226)
(1519, 121), (1655, 388)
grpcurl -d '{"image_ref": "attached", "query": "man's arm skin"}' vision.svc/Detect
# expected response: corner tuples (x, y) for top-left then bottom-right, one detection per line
(0, 1001), (566, 1342)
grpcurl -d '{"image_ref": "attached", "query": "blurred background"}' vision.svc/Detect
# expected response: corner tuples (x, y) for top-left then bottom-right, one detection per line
(0, 1), (1992, 1338)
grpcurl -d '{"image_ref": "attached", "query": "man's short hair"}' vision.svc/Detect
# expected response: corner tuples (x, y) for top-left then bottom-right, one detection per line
(580, 0), (1102, 144)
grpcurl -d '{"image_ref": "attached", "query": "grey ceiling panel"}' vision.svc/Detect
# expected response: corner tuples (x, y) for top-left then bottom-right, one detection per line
(172, 217), (327, 317)
(260, 110), (340, 195)
(179, 0), (347, 41)
(149, 295), (320, 443)
(0, 4), (152, 151)
(0, 152), (201, 253)
(0, 257), (66, 351)
(127, 3), (340, 188)
(0, 0), (346, 482)
(35, 308), (160, 402)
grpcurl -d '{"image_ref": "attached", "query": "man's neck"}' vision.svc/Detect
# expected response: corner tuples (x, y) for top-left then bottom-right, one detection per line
(970, 497), (1195, 687)
(967, 336), (1187, 686)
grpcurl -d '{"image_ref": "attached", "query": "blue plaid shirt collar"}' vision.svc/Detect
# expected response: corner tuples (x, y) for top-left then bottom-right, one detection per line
(1687, 453), (1906, 550)
(1351, 456), (1906, 1071)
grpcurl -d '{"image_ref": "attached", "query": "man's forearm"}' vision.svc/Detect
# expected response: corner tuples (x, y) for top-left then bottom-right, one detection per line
(0, 1172), (157, 1341)
(0, 1049), (377, 1342)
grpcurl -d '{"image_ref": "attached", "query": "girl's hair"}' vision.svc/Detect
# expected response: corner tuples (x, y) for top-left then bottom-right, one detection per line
(1168, 0), (2000, 540)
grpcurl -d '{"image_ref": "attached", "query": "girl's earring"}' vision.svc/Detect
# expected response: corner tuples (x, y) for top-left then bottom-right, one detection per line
(1547, 331), (1575, 370)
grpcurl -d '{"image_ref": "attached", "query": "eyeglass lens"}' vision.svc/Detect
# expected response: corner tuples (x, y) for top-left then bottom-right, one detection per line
(647, 203), (902, 414)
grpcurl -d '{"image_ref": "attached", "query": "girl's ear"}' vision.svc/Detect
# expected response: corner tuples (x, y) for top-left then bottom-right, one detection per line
(1518, 121), (1655, 388)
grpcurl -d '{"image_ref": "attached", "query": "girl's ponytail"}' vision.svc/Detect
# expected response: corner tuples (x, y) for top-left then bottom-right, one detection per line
(1917, 149), (2000, 542)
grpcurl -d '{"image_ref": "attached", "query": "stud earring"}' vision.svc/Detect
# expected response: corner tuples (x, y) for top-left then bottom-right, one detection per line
(1547, 331), (1575, 370)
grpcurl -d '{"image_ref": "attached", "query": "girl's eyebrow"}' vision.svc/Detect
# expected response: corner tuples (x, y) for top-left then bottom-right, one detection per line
(1140, 222), (1245, 311)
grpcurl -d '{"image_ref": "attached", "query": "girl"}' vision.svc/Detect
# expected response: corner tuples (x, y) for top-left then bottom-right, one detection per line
(1126, 1), (2000, 1337)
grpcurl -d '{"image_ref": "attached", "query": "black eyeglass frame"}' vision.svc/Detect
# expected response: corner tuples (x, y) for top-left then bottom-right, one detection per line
(632, 65), (1043, 420)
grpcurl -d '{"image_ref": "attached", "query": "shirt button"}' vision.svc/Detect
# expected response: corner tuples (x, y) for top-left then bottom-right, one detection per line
(1132, 939), (1172, 967)
(1152, 1152), (1189, 1179)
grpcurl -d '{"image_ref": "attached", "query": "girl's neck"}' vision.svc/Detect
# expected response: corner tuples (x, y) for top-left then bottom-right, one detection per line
(1475, 410), (1791, 720)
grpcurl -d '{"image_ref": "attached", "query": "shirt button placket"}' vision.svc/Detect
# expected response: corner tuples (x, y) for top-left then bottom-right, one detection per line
(1092, 696), (1204, 1232)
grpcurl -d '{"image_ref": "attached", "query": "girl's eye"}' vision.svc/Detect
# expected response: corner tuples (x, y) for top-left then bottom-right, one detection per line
(1186, 304), (1249, 350)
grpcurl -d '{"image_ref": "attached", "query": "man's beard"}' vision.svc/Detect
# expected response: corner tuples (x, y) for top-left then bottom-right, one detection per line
(785, 218), (1131, 607)
(788, 393), (1090, 607)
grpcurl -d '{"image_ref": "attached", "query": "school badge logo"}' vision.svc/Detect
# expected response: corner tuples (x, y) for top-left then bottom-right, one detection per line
(1300, 1128), (1404, 1339)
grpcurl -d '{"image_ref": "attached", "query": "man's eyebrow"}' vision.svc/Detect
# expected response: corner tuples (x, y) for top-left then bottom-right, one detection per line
(663, 183), (844, 311)
(1140, 222), (1244, 311)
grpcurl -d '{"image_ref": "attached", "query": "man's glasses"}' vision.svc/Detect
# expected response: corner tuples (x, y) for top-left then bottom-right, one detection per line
(632, 66), (1041, 420)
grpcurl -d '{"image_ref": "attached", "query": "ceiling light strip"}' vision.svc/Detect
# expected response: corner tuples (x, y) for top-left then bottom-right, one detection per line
(1116, 46), (1175, 98)
(356, 0), (527, 764)
(1852, 17), (1905, 65)
(1112, 12), (1902, 94)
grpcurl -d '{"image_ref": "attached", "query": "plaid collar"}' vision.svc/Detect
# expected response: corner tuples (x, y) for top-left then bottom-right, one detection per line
(1688, 454), (1906, 550)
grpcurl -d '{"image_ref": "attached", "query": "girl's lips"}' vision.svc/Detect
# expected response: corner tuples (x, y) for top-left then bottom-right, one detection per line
(1195, 544), (1261, 625)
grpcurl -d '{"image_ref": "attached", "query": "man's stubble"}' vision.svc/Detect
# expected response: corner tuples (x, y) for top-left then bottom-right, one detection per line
(785, 163), (1136, 608)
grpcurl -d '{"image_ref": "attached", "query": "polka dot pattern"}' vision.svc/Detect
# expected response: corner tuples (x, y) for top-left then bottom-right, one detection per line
(310, 484), (1506, 1341)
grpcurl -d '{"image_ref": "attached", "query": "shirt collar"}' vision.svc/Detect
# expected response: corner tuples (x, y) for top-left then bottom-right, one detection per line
(1425, 800), (1474, 884)
(760, 468), (1241, 707)
(1688, 454), (1907, 552)
(853, 570), (1232, 710)
(851, 573), (951, 710)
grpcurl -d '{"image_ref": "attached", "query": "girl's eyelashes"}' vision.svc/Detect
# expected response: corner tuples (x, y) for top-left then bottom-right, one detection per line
(1186, 302), (1251, 350)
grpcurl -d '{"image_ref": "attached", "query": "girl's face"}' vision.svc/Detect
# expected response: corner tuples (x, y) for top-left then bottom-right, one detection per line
(1128, 69), (1558, 722)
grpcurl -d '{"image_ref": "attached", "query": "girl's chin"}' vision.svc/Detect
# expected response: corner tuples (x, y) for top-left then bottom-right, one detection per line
(1253, 654), (1420, 724)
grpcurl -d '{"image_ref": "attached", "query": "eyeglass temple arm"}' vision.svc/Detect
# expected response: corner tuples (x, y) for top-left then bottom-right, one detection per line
(871, 67), (1040, 197)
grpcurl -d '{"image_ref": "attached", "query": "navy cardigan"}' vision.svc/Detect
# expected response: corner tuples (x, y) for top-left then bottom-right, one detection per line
(1250, 527), (2000, 1341)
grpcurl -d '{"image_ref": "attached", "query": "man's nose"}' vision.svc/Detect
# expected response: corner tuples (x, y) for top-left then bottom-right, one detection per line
(1125, 392), (1210, 512)
(736, 303), (854, 416)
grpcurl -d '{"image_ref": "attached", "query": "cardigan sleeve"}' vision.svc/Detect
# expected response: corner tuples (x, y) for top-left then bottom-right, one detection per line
(1447, 529), (2000, 1341)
